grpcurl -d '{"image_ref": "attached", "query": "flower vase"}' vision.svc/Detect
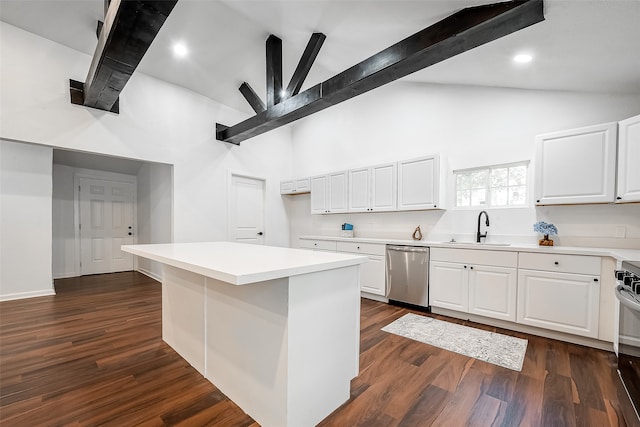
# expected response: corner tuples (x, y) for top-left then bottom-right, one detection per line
(539, 234), (554, 246)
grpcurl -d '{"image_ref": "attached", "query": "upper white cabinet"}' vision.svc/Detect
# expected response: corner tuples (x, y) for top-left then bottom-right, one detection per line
(534, 122), (617, 205)
(348, 163), (397, 212)
(397, 155), (441, 210)
(616, 114), (640, 203)
(310, 171), (348, 214)
(280, 177), (310, 195)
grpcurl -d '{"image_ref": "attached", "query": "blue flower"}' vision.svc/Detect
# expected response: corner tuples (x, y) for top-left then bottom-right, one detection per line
(533, 221), (558, 235)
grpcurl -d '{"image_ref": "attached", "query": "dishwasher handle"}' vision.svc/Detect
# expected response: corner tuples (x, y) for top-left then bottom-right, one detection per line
(386, 245), (429, 253)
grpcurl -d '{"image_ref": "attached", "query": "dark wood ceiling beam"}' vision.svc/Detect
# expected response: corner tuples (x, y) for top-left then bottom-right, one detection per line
(266, 35), (283, 107)
(70, 0), (178, 113)
(217, 0), (544, 145)
(284, 32), (326, 98)
(239, 82), (266, 114)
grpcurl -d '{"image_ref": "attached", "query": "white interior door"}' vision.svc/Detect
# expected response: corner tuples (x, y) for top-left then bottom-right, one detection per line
(80, 178), (135, 275)
(229, 174), (265, 244)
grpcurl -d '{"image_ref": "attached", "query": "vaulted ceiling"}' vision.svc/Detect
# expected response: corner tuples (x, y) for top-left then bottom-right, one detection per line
(1, 0), (639, 116)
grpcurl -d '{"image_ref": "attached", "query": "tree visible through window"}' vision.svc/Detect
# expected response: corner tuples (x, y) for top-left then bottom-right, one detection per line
(455, 162), (528, 208)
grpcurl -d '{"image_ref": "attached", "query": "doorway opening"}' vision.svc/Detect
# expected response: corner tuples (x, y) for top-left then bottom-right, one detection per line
(52, 149), (173, 280)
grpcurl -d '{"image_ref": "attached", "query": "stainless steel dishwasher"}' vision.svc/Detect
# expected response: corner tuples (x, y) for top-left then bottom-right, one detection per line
(386, 245), (429, 308)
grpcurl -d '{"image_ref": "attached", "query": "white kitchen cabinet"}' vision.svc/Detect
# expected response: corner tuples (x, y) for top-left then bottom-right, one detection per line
(348, 163), (397, 212)
(517, 252), (601, 339)
(397, 155), (441, 210)
(310, 172), (348, 214)
(429, 260), (469, 312)
(468, 265), (517, 322)
(517, 270), (601, 338)
(280, 177), (310, 195)
(429, 248), (517, 321)
(534, 122), (617, 205)
(299, 238), (337, 252)
(336, 241), (386, 296)
(616, 113), (640, 203)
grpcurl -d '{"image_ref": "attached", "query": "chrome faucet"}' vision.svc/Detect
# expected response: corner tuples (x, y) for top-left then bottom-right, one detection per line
(476, 211), (490, 243)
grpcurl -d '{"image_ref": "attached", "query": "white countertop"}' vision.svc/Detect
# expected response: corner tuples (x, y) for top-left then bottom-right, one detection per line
(300, 235), (640, 262)
(122, 242), (368, 285)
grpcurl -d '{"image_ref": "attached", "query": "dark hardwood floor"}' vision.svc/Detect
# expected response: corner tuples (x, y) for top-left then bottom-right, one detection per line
(0, 272), (634, 426)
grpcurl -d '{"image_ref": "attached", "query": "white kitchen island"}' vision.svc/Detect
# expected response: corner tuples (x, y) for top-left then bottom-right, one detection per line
(121, 242), (367, 427)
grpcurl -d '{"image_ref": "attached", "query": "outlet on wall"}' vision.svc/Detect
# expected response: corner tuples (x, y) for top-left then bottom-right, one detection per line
(615, 226), (627, 238)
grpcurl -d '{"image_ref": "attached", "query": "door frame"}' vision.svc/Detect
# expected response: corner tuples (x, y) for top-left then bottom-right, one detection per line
(73, 170), (138, 275)
(226, 170), (266, 244)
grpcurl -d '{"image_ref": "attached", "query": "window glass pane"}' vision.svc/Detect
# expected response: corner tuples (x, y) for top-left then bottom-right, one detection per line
(471, 188), (486, 206)
(456, 190), (470, 207)
(509, 166), (527, 186)
(456, 173), (470, 190)
(470, 171), (488, 189)
(490, 168), (508, 187)
(491, 187), (508, 206)
(509, 186), (526, 205)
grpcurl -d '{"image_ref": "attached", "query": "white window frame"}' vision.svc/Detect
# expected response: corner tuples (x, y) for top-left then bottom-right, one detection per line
(453, 161), (530, 209)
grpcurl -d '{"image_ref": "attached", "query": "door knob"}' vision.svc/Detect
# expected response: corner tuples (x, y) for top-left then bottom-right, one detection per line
(257, 232), (264, 236)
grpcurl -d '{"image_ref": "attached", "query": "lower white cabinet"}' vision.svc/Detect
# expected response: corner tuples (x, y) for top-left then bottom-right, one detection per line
(336, 241), (386, 296)
(429, 249), (517, 322)
(469, 265), (517, 322)
(429, 261), (469, 312)
(299, 238), (337, 252)
(299, 239), (386, 296)
(517, 269), (600, 338)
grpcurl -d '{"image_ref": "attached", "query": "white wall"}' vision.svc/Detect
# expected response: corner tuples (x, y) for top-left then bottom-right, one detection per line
(137, 162), (173, 280)
(1, 140), (54, 300)
(287, 82), (640, 248)
(0, 22), (293, 298)
(52, 163), (77, 278)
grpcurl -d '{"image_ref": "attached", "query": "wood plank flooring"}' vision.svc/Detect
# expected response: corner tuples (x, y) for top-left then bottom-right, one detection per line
(0, 272), (635, 426)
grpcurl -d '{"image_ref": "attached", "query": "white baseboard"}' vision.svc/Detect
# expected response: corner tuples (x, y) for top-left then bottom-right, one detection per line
(137, 268), (162, 283)
(361, 292), (388, 303)
(53, 272), (79, 280)
(0, 289), (56, 302)
(431, 307), (614, 352)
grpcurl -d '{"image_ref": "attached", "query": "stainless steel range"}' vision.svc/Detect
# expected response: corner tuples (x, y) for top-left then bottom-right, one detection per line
(615, 260), (640, 424)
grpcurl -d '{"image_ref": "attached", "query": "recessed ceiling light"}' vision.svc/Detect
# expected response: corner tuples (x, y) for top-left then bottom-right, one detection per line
(172, 43), (188, 58)
(513, 54), (533, 63)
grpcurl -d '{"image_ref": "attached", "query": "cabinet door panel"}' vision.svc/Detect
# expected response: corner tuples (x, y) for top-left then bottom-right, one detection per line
(517, 270), (600, 338)
(360, 255), (386, 295)
(310, 175), (327, 214)
(280, 181), (294, 194)
(469, 266), (517, 322)
(616, 114), (640, 203)
(397, 156), (439, 210)
(294, 178), (310, 193)
(429, 261), (468, 312)
(535, 123), (617, 205)
(328, 172), (348, 213)
(348, 168), (370, 212)
(371, 163), (397, 211)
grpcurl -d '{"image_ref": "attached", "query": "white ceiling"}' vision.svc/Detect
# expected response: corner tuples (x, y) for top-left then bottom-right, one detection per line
(1, 0), (639, 115)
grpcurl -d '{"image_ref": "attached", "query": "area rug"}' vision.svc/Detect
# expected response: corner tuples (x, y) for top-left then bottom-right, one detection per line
(381, 313), (528, 371)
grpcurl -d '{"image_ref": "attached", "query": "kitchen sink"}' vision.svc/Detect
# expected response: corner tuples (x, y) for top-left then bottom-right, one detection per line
(440, 241), (511, 247)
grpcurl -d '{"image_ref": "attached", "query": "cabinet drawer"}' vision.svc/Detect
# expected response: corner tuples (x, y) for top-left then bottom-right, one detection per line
(430, 248), (517, 268)
(336, 241), (386, 256)
(299, 239), (337, 252)
(518, 252), (600, 275)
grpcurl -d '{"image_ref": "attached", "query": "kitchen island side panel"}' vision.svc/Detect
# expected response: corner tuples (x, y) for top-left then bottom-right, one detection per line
(162, 265), (206, 375)
(204, 276), (290, 427)
(287, 265), (361, 427)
